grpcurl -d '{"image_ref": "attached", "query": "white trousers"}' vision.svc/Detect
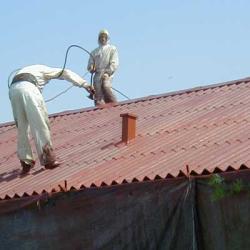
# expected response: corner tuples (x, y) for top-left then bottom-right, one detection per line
(93, 73), (117, 105)
(9, 81), (52, 165)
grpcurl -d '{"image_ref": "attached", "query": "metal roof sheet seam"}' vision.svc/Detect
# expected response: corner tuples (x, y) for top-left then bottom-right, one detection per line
(0, 77), (250, 200)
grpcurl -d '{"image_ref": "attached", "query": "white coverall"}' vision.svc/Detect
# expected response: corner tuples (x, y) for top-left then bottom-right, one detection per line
(9, 65), (88, 166)
(88, 30), (119, 105)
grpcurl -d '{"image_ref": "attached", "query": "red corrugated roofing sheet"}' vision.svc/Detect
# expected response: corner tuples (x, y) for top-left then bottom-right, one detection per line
(1, 78), (250, 199)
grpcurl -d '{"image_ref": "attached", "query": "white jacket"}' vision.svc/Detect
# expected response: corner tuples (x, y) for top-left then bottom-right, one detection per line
(88, 43), (119, 76)
(16, 64), (88, 91)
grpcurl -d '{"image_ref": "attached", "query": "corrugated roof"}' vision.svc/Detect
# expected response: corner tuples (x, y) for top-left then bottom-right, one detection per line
(1, 77), (250, 199)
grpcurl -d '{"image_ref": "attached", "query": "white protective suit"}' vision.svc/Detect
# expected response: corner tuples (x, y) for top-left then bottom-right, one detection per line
(88, 30), (119, 105)
(9, 64), (88, 166)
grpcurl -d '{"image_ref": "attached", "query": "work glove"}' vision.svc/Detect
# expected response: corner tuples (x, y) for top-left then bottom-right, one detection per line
(86, 85), (95, 100)
(85, 85), (95, 94)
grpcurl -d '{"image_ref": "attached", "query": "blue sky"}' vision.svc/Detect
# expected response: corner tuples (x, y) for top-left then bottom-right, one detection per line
(1, 1), (250, 123)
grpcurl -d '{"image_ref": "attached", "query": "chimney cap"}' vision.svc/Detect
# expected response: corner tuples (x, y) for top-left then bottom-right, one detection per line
(120, 113), (137, 119)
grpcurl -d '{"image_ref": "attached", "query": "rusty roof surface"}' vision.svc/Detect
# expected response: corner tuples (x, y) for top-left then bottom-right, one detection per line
(1, 77), (250, 199)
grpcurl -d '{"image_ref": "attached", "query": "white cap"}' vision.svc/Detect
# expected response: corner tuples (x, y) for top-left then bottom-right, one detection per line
(98, 29), (110, 39)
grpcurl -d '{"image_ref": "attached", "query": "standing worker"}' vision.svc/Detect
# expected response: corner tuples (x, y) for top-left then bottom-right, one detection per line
(9, 64), (92, 174)
(87, 29), (119, 106)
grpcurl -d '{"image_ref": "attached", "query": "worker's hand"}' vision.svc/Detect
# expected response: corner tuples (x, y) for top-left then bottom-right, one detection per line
(102, 73), (109, 80)
(89, 64), (96, 74)
(85, 85), (95, 94)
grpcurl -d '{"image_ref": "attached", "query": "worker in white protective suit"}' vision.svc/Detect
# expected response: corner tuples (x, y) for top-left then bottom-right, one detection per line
(9, 64), (92, 175)
(87, 29), (119, 106)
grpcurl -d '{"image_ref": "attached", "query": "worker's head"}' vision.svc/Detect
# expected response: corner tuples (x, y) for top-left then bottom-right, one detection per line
(98, 29), (109, 45)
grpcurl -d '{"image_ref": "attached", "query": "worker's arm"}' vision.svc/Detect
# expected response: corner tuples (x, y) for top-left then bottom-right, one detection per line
(87, 53), (95, 73)
(43, 66), (89, 88)
(105, 47), (119, 76)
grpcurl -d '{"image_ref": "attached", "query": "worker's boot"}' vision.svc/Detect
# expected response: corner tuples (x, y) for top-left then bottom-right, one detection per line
(20, 160), (35, 175)
(45, 160), (61, 169)
(42, 144), (61, 170)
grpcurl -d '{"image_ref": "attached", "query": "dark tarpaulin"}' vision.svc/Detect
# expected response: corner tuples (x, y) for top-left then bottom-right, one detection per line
(0, 178), (197, 250)
(196, 170), (250, 250)
(0, 170), (250, 249)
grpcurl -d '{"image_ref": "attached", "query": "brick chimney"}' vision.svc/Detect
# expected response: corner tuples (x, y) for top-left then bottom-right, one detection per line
(120, 113), (137, 143)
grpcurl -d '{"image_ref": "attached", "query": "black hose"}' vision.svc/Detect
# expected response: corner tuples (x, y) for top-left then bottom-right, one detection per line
(57, 44), (130, 100)
(111, 87), (130, 100)
(57, 44), (95, 87)
(45, 71), (89, 103)
(8, 44), (130, 101)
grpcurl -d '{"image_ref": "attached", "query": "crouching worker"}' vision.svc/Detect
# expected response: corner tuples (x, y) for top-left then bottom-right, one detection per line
(9, 64), (92, 175)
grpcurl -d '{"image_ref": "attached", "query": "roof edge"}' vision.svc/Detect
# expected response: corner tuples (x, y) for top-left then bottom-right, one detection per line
(1, 165), (249, 201)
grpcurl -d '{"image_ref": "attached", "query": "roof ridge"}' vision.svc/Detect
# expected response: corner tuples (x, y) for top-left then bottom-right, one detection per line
(0, 121), (15, 129)
(47, 76), (250, 118)
(1, 76), (250, 127)
(120, 75), (250, 104)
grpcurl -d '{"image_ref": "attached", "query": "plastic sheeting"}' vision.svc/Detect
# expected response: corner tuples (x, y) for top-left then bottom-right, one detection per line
(1, 171), (250, 250)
